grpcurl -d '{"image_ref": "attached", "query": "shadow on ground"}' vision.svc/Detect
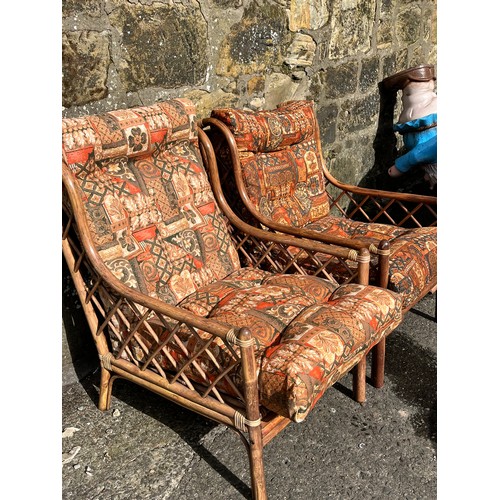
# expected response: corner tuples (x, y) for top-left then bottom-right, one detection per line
(62, 256), (98, 384)
(384, 328), (437, 444)
(81, 370), (254, 499)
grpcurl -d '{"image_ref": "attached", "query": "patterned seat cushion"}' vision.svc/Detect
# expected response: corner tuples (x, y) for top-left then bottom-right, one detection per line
(260, 283), (402, 421)
(184, 272), (401, 421)
(304, 216), (437, 310)
(206, 273), (339, 351)
(117, 265), (401, 421)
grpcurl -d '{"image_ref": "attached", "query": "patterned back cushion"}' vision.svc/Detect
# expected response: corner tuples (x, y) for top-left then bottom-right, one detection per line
(62, 99), (241, 305)
(211, 100), (330, 227)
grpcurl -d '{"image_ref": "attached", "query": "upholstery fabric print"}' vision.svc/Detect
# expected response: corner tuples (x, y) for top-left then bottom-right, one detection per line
(305, 215), (407, 241)
(302, 216), (437, 309)
(240, 142), (330, 226)
(211, 100), (317, 153)
(62, 99), (241, 306)
(259, 284), (403, 421)
(178, 268), (271, 317)
(261, 274), (339, 302)
(386, 227), (437, 308)
(208, 283), (327, 351)
(123, 270), (345, 401)
(212, 100), (330, 226)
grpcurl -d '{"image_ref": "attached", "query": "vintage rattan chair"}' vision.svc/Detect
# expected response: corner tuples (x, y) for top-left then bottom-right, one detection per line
(62, 98), (403, 500)
(204, 100), (437, 316)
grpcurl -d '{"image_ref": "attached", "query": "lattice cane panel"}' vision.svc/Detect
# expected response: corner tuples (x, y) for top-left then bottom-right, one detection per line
(227, 227), (359, 285)
(324, 179), (437, 228)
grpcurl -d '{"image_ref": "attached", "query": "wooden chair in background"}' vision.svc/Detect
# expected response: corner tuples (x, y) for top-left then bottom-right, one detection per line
(203, 100), (437, 388)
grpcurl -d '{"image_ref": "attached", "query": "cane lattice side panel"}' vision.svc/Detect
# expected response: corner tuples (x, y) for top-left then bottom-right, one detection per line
(62, 212), (246, 407)
(323, 173), (437, 229)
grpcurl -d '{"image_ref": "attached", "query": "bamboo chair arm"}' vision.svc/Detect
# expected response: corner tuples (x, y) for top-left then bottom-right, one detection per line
(197, 125), (369, 264)
(322, 165), (437, 205)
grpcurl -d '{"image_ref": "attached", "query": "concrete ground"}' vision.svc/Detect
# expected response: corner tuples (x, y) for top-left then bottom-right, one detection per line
(62, 294), (437, 500)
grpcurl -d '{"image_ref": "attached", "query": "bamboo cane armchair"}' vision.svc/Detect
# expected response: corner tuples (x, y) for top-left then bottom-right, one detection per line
(62, 99), (403, 500)
(205, 100), (437, 317)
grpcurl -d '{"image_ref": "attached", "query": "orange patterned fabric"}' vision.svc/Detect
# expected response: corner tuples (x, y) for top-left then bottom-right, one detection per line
(305, 216), (437, 309)
(211, 101), (330, 226)
(179, 271), (338, 321)
(129, 268), (342, 398)
(178, 268), (272, 317)
(62, 99), (241, 305)
(63, 99), (404, 422)
(260, 284), (402, 421)
(211, 100), (316, 153)
(208, 279), (337, 351)
(178, 277), (401, 420)
(211, 100), (437, 310)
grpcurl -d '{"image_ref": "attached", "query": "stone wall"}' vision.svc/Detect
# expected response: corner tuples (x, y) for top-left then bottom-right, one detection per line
(62, 0), (437, 383)
(62, 0), (436, 185)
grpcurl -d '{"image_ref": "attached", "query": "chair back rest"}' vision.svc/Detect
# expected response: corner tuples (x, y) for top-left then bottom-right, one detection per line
(62, 99), (241, 305)
(211, 100), (330, 227)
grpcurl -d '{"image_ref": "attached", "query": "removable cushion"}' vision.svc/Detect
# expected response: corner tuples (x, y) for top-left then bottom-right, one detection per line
(260, 283), (402, 421)
(305, 216), (437, 309)
(178, 272), (401, 421)
(207, 274), (339, 351)
(62, 99), (241, 305)
(212, 100), (317, 153)
(118, 267), (402, 421)
(211, 101), (330, 226)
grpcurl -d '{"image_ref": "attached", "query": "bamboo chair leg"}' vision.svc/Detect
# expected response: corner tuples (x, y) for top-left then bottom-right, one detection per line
(239, 328), (268, 499)
(247, 427), (267, 500)
(352, 355), (367, 403)
(98, 368), (113, 411)
(371, 338), (386, 389)
(352, 249), (368, 404)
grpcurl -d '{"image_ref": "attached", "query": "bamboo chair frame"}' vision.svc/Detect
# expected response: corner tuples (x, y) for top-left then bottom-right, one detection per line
(202, 116), (437, 314)
(63, 125), (387, 500)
